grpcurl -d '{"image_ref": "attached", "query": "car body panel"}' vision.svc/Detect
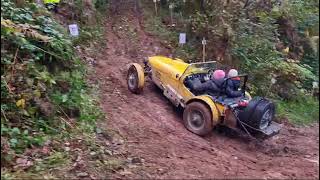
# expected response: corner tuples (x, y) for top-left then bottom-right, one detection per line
(149, 56), (189, 100)
(149, 56), (189, 79)
(148, 56), (226, 124)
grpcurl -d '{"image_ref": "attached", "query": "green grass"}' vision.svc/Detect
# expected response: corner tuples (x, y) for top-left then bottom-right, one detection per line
(144, 15), (177, 43)
(276, 96), (319, 125)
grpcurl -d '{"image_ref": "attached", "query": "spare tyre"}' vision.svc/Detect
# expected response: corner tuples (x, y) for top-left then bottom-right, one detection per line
(238, 97), (275, 130)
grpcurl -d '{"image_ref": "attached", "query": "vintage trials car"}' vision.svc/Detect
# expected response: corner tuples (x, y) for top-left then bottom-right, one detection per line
(126, 56), (282, 137)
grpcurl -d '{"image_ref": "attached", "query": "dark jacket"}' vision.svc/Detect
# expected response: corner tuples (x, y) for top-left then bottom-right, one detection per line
(225, 79), (243, 98)
(187, 78), (224, 95)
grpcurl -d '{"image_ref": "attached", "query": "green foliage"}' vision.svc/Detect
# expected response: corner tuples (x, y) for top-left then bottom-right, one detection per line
(143, 4), (197, 61)
(275, 0), (319, 88)
(51, 67), (103, 124)
(277, 96), (319, 125)
(94, 0), (109, 12)
(229, 8), (281, 95)
(72, 26), (104, 46)
(279, 0), (319, 34)
(1, 0), (103, 160)
(1, 124), (48, 154)
(144, 15), (175, 43)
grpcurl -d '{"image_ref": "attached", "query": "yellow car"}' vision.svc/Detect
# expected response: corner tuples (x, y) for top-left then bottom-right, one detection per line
(127, 56), (282, 137)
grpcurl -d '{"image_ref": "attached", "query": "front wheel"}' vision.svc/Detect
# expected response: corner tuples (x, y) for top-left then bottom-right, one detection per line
(183, 102), (213, 136)
(127, 63), (145, 94)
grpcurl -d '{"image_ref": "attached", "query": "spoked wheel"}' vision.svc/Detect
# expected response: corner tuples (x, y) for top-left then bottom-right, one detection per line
(183, 102), (213, 136)
(259, 108), (274, 130)
(128, 68), (138, 90)
(127, 63), (145, 94)
(188, 110), (206, 131)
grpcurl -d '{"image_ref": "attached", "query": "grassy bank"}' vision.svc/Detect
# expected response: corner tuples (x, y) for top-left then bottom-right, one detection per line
(277, 97), (319, 125)
(1, 1), (116, 179)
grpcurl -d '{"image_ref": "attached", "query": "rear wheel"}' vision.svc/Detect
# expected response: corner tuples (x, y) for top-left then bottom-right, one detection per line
(127, 64), (144, 94)
(183, 102), (213, 136)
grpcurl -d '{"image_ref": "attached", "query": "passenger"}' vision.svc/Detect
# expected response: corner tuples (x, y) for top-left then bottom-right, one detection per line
(187, 69), (225, 95)
(225, 69), (243, 98)
(212, 70), (225, 88)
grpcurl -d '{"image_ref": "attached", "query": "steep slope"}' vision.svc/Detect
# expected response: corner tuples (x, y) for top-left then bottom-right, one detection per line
(91, 2), (319, 179)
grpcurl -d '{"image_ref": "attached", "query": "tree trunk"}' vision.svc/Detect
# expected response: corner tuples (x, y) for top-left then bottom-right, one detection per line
(200, 0), (205, 13)
(160, 0), (167, 7)
(14, 0), (25, 7)
(134, 0), (141, 14)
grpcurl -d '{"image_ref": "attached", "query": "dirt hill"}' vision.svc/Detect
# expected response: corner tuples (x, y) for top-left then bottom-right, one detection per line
(88, 2), (319, 179)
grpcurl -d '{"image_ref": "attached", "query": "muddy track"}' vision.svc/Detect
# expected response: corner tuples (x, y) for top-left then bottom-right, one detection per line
(93, 4), (319, 179)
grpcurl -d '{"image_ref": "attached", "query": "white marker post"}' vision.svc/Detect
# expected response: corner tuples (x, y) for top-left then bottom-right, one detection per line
(202, 38), (207, 62)
(271, 77), (277, 85)
(313, 81), (318, 89)
(312, 81), (319, 95)
(68, 24), (79, 37)
(169, 3), (174, 26)
(179, 33), (186, 46)
(153, 0), (157, 16)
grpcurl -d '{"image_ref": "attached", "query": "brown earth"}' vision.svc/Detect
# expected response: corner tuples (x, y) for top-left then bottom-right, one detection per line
(90, 3), (319, 179)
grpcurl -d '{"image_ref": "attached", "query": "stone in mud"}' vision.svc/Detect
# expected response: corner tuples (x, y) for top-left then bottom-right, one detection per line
(77, 172), (89, 177)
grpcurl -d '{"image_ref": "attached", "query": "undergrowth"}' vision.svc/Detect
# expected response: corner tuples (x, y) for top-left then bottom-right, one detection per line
(1, 0), (107, 178)
(142, 4), (198, 62)
(276, 96), (319, 125)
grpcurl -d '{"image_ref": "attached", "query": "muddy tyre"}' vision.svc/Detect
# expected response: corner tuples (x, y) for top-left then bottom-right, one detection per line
(127, 64), (144, 94)
(239, 97), (275, 130)
(248, 99), (275, 130)
(183, 102), (213, 136)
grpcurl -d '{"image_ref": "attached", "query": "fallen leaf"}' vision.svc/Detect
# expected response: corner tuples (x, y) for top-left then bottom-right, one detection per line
(16, 99), (26, 108)
(41, 146), (50, 155)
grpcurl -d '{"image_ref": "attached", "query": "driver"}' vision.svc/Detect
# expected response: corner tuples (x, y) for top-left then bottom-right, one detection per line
(188, 69), (226, 95)
(225, 69), (243, 98)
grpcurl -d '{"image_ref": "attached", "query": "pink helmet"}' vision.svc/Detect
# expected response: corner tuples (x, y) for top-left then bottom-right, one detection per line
(213, 70), (225, 80)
